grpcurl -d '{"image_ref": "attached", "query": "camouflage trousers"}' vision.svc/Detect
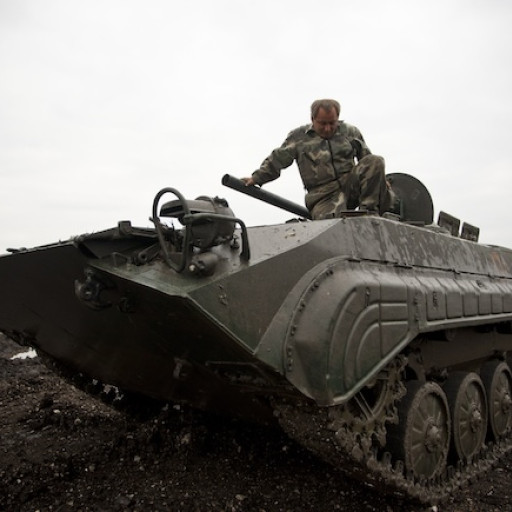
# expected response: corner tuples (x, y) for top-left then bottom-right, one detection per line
(305, 155), (392, 220)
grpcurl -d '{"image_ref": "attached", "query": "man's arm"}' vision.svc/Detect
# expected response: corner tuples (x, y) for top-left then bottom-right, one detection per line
(242, 132), (297, 186)
(347, 125), (372, 161)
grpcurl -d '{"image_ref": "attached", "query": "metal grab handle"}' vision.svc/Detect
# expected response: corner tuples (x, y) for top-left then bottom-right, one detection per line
(151, 188), (191, 272)
(151, 188), (250, 273)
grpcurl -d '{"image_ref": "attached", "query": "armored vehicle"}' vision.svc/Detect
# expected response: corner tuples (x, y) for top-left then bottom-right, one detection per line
(1, 173), (512, 503)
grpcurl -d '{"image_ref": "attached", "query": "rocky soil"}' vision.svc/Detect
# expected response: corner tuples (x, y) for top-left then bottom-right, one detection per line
(1, 333), (512, 512)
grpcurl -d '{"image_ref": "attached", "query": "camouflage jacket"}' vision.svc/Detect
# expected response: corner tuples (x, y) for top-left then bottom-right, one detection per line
(252, 121), (371, 191)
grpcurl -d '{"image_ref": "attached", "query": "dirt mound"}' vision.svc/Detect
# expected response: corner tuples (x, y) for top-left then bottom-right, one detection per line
(1, 333), (511, 511)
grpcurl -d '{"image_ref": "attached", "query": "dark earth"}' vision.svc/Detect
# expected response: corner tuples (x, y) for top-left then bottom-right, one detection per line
(1, 333), (512, 512)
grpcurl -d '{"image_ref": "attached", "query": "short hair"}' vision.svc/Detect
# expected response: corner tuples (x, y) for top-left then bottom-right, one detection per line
(311, 99), (340, 119)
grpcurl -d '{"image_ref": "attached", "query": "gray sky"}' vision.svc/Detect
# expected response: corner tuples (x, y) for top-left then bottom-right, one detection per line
(1, 0), (512, 252)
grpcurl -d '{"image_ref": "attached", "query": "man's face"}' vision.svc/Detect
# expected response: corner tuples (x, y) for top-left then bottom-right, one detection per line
(312, 107), (339, 139)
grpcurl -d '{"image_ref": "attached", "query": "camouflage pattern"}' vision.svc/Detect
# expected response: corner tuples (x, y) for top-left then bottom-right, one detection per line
(305, 155), (392, 219)
(252, 122), (391, 218)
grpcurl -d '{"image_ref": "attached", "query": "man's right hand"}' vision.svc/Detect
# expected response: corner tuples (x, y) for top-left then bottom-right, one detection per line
(241, 177), (255, 186)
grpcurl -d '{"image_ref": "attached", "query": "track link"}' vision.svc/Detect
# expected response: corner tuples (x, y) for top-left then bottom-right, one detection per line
(273, 357), (512, 505)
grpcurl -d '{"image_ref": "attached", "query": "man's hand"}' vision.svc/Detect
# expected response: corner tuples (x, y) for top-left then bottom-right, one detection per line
(241, 177), (255, 186)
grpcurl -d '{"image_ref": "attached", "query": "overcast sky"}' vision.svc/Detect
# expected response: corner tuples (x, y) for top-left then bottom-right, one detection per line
(1, 0), (512, 253)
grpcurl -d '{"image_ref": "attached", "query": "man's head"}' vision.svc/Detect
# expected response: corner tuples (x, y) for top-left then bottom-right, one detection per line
(311, 99), (340, 139)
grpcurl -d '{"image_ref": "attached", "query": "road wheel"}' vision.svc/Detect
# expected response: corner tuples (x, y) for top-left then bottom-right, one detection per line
(444, 372), (487, 463)
(388, 381), (450, 480)
(481, 360), (512, 440)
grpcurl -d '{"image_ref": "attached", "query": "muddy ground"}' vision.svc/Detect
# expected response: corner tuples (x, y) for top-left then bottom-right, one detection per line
(1, 333), (511, 512)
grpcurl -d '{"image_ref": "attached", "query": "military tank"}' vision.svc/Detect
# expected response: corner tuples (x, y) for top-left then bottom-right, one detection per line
(2, 173), (512, 504)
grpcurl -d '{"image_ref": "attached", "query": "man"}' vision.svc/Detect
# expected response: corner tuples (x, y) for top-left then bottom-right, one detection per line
(242, 99), (392, 219)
